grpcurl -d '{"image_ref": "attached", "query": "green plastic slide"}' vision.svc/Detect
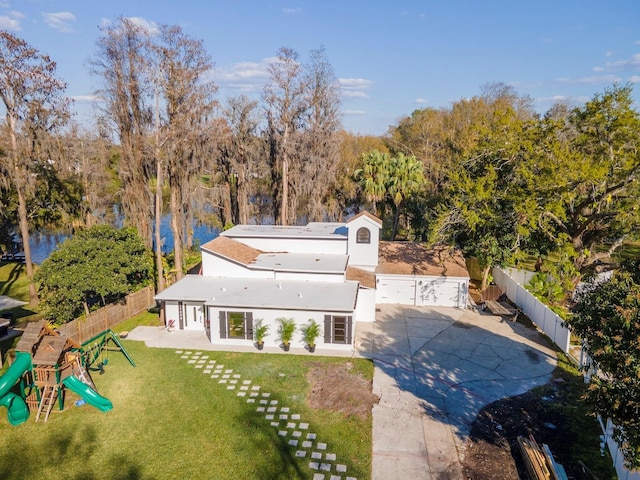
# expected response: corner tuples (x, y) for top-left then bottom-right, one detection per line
(62, 375), (113, 412)
(0, 352), (31, 425)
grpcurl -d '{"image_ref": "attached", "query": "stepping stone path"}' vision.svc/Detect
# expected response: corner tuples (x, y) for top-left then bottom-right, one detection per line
(174, 349), (357, 480)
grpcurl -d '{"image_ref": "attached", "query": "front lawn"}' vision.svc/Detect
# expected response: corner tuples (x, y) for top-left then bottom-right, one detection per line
(0, 340), (373, 479)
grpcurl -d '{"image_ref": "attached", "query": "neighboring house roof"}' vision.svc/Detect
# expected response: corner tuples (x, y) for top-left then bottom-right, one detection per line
(346, 266), (376, 289)
(201, 236), (263, 265)
(377, 242), (469, 278)
(155, 275), (358, 312)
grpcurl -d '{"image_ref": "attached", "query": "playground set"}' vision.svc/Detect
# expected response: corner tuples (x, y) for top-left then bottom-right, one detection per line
(0, 320), (135, 425)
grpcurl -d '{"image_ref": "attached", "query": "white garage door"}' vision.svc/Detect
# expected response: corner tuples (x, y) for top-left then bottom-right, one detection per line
(417, 279), (462, 307)
(377, 278), (416, 305)
(376, 276), (468, 307)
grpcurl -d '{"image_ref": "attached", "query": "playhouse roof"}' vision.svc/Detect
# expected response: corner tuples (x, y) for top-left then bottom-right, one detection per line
(32, 336), (67, 366)
(15, 320), (45, 353)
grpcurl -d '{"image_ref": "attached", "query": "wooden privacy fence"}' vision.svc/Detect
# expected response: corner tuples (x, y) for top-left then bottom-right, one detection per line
(57, 286), (155, 344)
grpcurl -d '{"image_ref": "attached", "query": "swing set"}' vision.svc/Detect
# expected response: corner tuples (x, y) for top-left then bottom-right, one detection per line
(80, 330), (136, 373)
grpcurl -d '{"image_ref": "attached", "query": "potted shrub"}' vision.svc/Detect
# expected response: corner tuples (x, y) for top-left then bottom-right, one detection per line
(301, 319), (321, 353)
(254, 319), (269, 350)
(277, 317), (296, 351)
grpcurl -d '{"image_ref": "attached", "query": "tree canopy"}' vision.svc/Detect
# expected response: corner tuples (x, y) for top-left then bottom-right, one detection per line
(35, 225), (152, 324)
(571, 260), (640, 469)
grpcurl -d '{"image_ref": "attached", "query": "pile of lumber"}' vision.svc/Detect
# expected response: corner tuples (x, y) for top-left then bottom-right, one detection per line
(517, 435), (568, 480)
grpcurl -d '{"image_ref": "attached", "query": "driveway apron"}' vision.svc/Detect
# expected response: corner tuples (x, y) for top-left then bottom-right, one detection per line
(370, 305), (557, 480)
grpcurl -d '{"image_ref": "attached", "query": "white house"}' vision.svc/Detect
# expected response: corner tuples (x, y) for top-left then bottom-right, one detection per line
(155, 212), (469, 351)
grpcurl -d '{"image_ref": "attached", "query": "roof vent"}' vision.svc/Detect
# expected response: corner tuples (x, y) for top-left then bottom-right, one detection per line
(297, 292), (303, 298)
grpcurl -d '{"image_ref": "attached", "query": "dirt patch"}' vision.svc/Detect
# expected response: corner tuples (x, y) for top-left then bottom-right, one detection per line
(462, 377), (617, 480)
(306, 361), (379, 420)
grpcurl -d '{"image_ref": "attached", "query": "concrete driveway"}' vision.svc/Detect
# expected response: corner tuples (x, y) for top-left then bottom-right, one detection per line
(360, 305), (558, 480)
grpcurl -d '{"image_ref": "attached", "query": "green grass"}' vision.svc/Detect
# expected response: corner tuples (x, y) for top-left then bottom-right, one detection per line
(531, 352), (618, 479)
(0, 261), (31, 303)
(0, 341), (373, 480)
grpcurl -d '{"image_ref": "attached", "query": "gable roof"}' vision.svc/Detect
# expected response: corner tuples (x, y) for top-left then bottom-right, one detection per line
(348, 211), (383, 226)
(376, 242), (469, 278)
(201, 236), (262, 265)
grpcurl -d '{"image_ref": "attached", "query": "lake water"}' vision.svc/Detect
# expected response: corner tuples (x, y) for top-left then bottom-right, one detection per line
(27, 216), (220, 265)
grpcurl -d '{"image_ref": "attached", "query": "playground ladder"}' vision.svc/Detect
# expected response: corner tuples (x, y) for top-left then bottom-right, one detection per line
(35, 385), (57, 423)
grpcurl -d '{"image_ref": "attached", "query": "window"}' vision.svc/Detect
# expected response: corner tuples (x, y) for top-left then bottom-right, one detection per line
(356, 227), (370, 244)
(219, 311), (253, 340)
(323, 314), (353, 344)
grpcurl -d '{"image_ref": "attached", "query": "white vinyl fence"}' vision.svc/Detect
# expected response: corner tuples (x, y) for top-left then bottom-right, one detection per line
(492, 267), (571, 354)
(493, 267), (640, 480)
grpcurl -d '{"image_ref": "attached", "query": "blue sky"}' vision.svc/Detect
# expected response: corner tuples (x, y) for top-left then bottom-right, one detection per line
(2, 0), (640, 135)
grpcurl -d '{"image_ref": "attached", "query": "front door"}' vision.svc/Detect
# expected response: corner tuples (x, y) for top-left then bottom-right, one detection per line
(183, 304), (204, 331)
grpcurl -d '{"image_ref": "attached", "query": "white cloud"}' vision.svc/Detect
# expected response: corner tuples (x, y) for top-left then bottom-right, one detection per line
(630, 75), (640, 83)
(72, 95), (103, 103)
(343, 110), (366, 115)
(282, 7), (302, 14)
(339, 77), (373, 99)
(215, 58), (275, 93)
(605, 53), (640, 71)
(415, 98), (428, 104)
(555, 74), (621, 85)
(0, 1), (9, 8)
(10, 10), (24, 19)
(592, 66), (604, 72)
(43, 12), (76, 33)
(126, 16), (159, 35)
(99, 17), (111, 28)
(0, 15), (20, 30)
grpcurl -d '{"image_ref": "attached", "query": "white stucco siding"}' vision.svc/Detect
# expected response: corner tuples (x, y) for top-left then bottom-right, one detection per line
(232, 237), (347, 255)
(355, 288), (376, 323)
(274, 271), (344, 282)
(346, 216), (381, 269)
(376, 274), (469, 308)
(207, 307), (353, 351)
(201, 253), (274, 279)
(162, 300), (205, 331)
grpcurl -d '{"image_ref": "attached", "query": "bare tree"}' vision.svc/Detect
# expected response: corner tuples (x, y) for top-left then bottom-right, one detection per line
(301, 47), (342, 221)
(0, 30), (70, 304)
(220, 95), (261, 225)
(263, 47), (307, 225)
(90, 18), (154, 247)
(154, 24), (217, 280)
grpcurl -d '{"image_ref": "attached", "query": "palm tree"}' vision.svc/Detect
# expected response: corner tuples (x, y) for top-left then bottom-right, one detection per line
(354, 150), (389, 217)
(388, 153), (425, 240)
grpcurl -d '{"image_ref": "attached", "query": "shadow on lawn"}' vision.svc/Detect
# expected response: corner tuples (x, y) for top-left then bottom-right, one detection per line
(238, 398), (308, 480)
(0, 424), (143, 480)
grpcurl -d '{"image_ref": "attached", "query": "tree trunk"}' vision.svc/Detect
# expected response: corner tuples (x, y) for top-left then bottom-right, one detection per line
(281, 156), (288, 226)
(391, 205), (400, 240)
(170, 186), (184, 281)
(16, 186), (38, 305)
(480, 264), (492, 292)
(154, 159), (165, 292)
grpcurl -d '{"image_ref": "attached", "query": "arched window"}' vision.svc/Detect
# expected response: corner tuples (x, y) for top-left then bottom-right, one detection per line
(356, 227), (371, 244)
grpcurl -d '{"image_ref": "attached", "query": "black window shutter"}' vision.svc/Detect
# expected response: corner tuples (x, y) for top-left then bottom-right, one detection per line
(219, 311), (227, 339)
(346, 316), (353, 344)
(324, 315), (332, 343)
(245, 312), (254, 340)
